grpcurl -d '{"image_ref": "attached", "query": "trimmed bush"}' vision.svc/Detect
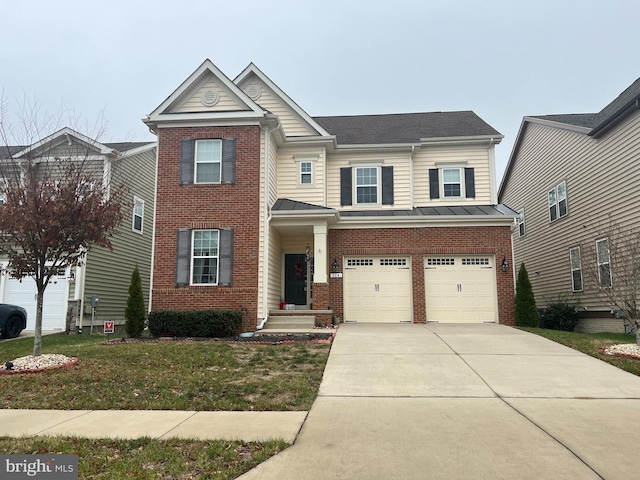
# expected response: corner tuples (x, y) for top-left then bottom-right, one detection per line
(125, 266), (146, 338)
(540, 297), (580, 331)
(148, 309), (243, 338)
(515, 263), (538, 327)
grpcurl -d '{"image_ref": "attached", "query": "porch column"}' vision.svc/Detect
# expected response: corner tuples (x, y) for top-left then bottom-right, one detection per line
(313, 224), (328, 283)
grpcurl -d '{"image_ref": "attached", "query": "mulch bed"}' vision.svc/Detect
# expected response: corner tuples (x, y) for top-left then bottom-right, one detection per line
(101, 331), (335, 346)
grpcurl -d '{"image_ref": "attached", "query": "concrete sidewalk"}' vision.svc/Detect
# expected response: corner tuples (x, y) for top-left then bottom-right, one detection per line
(238, 323), (640, 479)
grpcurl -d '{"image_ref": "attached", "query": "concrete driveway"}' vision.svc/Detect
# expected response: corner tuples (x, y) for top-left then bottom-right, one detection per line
(240, 323), (640, 479)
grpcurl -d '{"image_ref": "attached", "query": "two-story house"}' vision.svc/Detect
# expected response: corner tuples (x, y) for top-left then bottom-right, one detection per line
(145, 60), (517, 332)
(498, 78), (640, 332)
(0, 128), (156, 332)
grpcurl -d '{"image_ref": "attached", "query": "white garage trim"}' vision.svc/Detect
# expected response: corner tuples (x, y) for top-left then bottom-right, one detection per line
(343, 256), (412, 323)
(424, 255), (497, 323)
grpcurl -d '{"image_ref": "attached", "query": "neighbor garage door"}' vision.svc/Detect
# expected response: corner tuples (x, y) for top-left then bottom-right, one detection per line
(424, 256), (497, 323)
(3, 270), (69, 331)
(343, 256), (412, 323)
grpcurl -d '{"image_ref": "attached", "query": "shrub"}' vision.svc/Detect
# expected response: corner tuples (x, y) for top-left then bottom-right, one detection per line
(515, 263), (538, 327)
(125, 266), (146, 338)
(540, 296), (580, 331)
(148, 309), (243, 338)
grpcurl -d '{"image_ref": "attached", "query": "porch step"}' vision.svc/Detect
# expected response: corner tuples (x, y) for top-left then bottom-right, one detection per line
(260, 315), (315, 331)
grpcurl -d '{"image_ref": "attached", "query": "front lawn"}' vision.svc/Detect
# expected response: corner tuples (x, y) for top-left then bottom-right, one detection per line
(1, 333), (330, 411)
(520, 328), (640, 376)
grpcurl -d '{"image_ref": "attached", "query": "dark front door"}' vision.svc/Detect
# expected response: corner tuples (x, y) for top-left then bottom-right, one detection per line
(285, 253), (307, 305)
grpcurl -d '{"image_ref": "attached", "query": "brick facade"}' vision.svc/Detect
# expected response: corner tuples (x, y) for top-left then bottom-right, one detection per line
(151, 126), (262, 331)
(327, 226), (515, 325)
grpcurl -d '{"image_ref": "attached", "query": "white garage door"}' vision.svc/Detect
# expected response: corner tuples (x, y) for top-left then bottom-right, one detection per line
(344, 256), (412, 323)
(3, 271), (69, 331)
(424, 256), (497, 323)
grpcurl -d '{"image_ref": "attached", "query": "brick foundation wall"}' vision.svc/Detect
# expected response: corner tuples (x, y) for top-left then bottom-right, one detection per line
(151, 126), (261, 332)
(328, 226), (515, 325)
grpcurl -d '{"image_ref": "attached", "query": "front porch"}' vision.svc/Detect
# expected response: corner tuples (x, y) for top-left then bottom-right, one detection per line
(257, 308), (335, 336)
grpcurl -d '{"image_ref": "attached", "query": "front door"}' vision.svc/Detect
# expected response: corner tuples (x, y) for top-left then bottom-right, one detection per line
(284, 254), (308, 306)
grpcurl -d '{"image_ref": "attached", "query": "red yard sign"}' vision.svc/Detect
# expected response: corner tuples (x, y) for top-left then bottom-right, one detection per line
(104, 321), (115, 334)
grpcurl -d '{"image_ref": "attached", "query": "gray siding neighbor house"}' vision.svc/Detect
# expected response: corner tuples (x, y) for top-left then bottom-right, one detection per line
(498, 78), (640, 332)
(0, 128), (156, 332)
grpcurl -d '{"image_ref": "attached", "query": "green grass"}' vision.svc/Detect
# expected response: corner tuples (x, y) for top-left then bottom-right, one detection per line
(520, 328), (640, 375)
(1, 333), (330, 411)
(0, 436), (287, 479)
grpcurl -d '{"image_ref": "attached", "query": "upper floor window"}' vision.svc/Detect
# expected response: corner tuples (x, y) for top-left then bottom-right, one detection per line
(180, 138), (236, 185)
(442, 168), (462, 197)
(195, 139), (222, 183)
(596, 238), (612, 288)
(548, 181), (568, 222)
(132, 197), (144, 233)
(517, 209), (525, 237)
(569, 247), (582, 292)
(192, 230), (219, 285)
(429, 167), (475, 199)
(300, 161), (313, 185)
(356, 167), (379, 204)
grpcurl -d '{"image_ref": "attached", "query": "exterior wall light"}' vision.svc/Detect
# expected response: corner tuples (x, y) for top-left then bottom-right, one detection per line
(501, 257), (509, 271)
(332, 258), (339, 272)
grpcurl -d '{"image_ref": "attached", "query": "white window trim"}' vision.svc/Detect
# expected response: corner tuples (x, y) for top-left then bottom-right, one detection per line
(569, 247), (583, 292)
(298, 160), (314, 185)
(596, 237), (612, 288)
(132, 196), (144, 234)
(441, 167), (464, 199)
(191, 229), (220, 286)
(194, 139), (222, 184)
(548, 180), (568, 222)
(354, 165), (380, 205)
(517, 208), (525, 237)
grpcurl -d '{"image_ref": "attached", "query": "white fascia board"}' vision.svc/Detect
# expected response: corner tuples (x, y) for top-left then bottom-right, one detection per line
(120, 143), (157, 157)
(155, 119), (264, 130)
(281, 136), (337, 148)
(271, 210), (338, 221)
(14, 127), (114, 158)
(523, 116), (592, 134)
(234, 63), (332, 137)
(149, 111), (266, 123)
(419, 135), (504, 145)
(332, 144), (418, 154)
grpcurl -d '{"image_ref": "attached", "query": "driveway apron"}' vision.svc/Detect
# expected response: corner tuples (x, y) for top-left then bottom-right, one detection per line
(240, 323), (640, 479)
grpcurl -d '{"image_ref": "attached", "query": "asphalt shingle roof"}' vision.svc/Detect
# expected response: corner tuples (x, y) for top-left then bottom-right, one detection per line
(313, 111), (502, 145)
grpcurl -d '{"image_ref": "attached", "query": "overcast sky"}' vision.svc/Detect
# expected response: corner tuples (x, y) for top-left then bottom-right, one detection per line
(1, 0), (639, 183)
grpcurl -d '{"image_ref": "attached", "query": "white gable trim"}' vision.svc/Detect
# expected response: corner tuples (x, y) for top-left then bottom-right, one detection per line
(12, 127), (114, 158)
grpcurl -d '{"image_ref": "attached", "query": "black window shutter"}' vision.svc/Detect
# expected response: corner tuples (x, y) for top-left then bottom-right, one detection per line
(464, 168), (475, 198)
(382, 166), (394, 205)
(429, 169), (440, 199)
(221, 138), (236, 184)
(340, 167), (352, 206)
(218, 229), (234, 286)
(175, 229), (191, 286)
(180, 140), (195, 184)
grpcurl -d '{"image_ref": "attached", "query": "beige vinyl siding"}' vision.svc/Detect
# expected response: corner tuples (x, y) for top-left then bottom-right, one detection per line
(277, 148), (326, 206)
(245, 83), (315, 137)
(327, 152), (411, 210)
(501, 112), (640, 313)
(413, 145), (492, 205)
(176, 76), (249, 113)
(267, 226), (283, 310)
(81, 147), (156, 323)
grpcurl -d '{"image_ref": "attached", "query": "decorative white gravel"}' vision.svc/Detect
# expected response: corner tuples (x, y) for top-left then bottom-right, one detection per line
(1, 354), (75, 372)
(603, 344), (640, 358)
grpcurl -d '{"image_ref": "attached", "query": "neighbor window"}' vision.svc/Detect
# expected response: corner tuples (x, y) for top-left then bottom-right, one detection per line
(569, 247), (583, 292)
(548, 180), (568, 222)
(299, 161), (313, 184)
(132, 197), (144, 233)
(355, 167), (379, 204)
(192, 230), (219, 285)
(517, 209), (525, 237)
(596, 238), (612, 288)
(195, 139), (222, 183)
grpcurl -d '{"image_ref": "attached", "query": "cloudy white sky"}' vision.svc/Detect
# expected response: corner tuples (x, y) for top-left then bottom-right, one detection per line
(1, 0), (639, 183)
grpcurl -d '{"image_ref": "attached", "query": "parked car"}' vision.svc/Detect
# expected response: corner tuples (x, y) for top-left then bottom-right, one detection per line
(0, 303), (27, 339)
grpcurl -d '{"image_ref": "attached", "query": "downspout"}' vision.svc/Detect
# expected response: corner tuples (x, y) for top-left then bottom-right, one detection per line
(409, 145), (415, 207)
(488, 138), (498, 205)
(258, 119), (280, 330)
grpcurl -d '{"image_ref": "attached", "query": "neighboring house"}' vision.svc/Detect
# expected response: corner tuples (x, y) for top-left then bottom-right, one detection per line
(498, 78), (640, 332)
(145, 59), (517, 331)
(0, 128), (156, 332)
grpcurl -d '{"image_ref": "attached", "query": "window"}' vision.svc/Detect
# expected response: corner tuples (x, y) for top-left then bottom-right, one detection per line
(517, 209), (525, 237)
(569, 247), (583, 292)
(195, 139), (222, 183)
(596, 238), (612, 287)
(355, 167), (378, 204)
(300, 161), (313, 184)
(132, 197), (144, 233)
(442, 168), (462, 197)
(548, 181), (568, 222)
(192, 230), (219, 285)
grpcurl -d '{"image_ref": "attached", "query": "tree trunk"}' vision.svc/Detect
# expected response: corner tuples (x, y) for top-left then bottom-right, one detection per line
(33, 288), (44, 356)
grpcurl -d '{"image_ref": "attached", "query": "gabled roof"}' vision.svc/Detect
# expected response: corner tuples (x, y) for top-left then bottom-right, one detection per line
(314, 111), (502, 145)
(11, 127), (116, 159)
(1, 137), (153, 160)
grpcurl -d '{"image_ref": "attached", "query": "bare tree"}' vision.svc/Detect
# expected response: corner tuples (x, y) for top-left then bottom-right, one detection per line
(0, 95), (127, 356)
(581, 216), (640, 345)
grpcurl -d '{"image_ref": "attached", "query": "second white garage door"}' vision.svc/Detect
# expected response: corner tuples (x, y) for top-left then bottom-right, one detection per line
(343, 256), (412, 323)
(424, 256), (497, 323)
